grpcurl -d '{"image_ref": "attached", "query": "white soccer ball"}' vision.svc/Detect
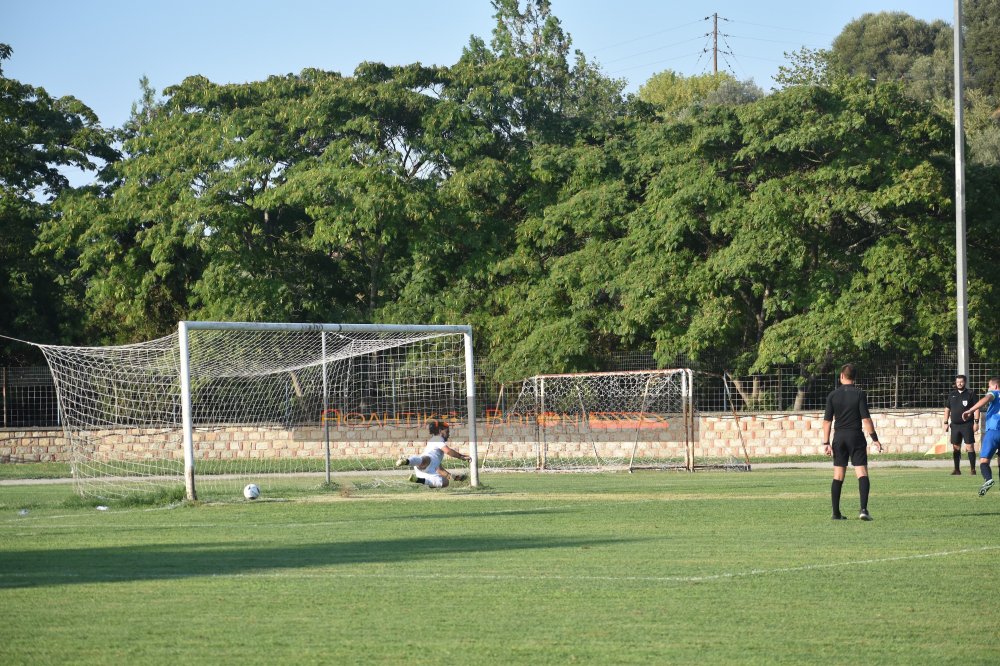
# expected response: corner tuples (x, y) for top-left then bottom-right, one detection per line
(243, 483), (261, 500)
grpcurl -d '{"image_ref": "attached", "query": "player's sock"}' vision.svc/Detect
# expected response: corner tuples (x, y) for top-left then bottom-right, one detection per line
(968, 451), (977, 472)
(831, 479), (844, 516)
(858, 476), (871, 512)
(407, 456), (423, 466)
(981, 463), (993, 482)
(953, 449), (961, 471)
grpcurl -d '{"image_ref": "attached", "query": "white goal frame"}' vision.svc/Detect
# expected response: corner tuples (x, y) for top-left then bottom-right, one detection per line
(483, 369), (700, 472)
(178, 321), (479, 498)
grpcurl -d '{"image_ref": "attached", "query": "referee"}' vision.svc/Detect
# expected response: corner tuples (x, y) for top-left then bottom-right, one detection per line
(822, 363), (883, 521)
(944, 374), (979, 475)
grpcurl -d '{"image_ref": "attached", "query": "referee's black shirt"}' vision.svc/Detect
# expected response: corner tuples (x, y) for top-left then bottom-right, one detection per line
(823, 385), (872, 432)
(946, 388), (978, 424)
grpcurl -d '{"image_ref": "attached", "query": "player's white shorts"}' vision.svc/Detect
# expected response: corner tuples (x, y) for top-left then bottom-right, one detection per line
(414, 449), (445, 487)
(415, 469), (446, 488)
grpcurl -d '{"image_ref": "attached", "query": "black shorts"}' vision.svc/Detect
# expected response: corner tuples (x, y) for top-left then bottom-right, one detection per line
(950, 422), (976, 446)
(832, 430), (868, 467)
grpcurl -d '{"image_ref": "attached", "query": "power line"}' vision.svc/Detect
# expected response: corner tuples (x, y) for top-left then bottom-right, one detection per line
(726, 33), (827, 48)
(601, 35), (708, 65)
(725, 18), (836, 39)
(590, 18), (707, 53)
(609, 51), (706, 75)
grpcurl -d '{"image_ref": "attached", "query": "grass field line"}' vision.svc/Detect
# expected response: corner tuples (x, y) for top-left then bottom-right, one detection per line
(2, 486), (977, 528)
(244, 544), (1000, 584)
(2, 544), (998, 586)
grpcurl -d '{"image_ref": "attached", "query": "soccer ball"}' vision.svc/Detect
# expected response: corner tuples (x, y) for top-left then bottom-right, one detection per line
(243, 483), (261, 500)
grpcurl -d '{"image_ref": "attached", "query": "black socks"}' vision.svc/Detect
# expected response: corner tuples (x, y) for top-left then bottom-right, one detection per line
(831, 479), (844, 515)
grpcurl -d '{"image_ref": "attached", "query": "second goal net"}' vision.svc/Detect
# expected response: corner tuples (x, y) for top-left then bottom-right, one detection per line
(482, 369), (749, 472)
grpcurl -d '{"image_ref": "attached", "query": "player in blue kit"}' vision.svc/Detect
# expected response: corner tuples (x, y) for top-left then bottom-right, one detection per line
(962, 377), (1000, 497)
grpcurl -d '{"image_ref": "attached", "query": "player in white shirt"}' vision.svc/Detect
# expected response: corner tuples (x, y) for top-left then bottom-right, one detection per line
(395, 420), (470, 488)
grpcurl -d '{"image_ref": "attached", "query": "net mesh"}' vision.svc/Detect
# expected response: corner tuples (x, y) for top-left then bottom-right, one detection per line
(38, 326), (469, 499)
(482, 370), (698, 471)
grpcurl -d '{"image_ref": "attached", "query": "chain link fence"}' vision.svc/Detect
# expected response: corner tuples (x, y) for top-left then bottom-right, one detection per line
(1, 367), (61, 428)
(5, 352), (999, 428)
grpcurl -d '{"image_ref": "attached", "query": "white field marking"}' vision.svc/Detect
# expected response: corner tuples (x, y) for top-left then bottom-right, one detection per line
(0, 503), (573, 531)
(2, 545), (998, 585)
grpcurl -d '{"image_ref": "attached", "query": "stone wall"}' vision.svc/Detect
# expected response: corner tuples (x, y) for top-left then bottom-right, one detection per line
(699, 410), (943, 457)
(0, 410), (947, 463)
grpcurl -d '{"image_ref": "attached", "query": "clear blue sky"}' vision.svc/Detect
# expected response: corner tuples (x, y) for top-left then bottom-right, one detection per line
(6, 0), (954, 130)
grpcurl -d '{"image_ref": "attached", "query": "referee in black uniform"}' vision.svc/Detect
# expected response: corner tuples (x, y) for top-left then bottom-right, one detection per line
(822, 363), (883, 521)
(944, 374), (979, 475)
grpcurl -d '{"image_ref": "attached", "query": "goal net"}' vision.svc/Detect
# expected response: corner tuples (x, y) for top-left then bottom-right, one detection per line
(37, 322), (477, 500)
(482, 369), (747, 472)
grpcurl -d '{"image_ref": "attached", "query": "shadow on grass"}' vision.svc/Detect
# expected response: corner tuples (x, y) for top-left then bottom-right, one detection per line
(0, 534), (647, 588)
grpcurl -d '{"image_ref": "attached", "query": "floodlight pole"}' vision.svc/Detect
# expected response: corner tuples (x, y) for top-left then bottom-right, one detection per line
(954, 0), (970, 376)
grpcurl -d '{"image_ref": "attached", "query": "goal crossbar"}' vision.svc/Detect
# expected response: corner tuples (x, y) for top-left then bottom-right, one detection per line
(178, 322), (478, 498)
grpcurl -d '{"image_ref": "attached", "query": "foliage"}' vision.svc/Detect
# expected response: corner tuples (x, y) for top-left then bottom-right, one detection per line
(964, 0), (1000, 98)
(830, 12), (949, 87)
(639, 70), (761, 113)
(6, 4), (1000, 402)
(0, 45), (116, 360)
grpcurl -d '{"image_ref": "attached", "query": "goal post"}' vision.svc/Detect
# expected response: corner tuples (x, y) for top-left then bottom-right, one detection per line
(482, 369), (749, 472)
(483, 369), (696, 472)
(38, 321), (478, 500)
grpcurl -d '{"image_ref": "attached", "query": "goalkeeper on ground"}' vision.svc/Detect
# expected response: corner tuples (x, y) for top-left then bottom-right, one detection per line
(395, 420), (470, 487)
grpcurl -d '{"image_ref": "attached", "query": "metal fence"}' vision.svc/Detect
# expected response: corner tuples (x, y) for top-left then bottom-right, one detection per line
(1, 367), (60, 428)
(4, 353), (998, 429)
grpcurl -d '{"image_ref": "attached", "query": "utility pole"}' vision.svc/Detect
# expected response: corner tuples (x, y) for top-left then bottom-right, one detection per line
(712, 13), (718, 74)
(954, 0), (969, 375)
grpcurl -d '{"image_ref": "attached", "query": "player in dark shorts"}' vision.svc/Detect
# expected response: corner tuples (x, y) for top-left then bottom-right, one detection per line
(944, 374), (979, 475)
(822, 363), (883, 521)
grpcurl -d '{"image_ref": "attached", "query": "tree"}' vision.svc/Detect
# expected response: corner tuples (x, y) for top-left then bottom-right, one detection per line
(964, 0), (1000, 98)
(639, 70), (761, 113)
(41, 71), (358, 341)
(613, 79), (972, 408)
(384, 0), (629, 378)
(0, 45), (116, 360)
(830, 12), (948, 84)
(774, 48), (833, 88)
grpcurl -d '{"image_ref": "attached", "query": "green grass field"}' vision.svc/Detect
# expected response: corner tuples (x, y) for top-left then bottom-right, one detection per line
(1, 466), (996, 665)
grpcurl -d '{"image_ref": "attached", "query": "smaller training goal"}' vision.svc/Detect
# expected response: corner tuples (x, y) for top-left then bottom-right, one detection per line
(482, 369), (749, 472)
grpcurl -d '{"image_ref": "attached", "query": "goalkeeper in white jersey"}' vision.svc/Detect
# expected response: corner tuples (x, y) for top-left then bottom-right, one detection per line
(395, 420), (470, 487)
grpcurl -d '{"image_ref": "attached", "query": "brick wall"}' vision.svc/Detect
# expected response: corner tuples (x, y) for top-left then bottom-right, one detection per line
(0, 410), (947, 463)
(699, 410), (944, 457)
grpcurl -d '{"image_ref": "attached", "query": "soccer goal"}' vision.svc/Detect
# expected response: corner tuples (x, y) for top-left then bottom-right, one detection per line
(482, 369), (748, 472)
(37, 322), (478, 500)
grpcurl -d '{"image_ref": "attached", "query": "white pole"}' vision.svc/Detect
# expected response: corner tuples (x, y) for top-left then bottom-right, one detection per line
(463, 329), (480, 487)
(178, 321), (197, 500)
(322, 332), (330, 485)
(954, 0), (969, 375)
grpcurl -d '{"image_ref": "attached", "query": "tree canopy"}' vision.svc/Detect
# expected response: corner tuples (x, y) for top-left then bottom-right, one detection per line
(3, 2), (1000, 409)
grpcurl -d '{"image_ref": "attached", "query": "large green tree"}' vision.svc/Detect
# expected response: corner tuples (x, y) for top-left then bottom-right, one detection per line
(622, 79), (988, 407)
(964, 0), (1000, 98)
(0, 45), (116, 360)
(638, 70), (762, 114)
(41, 71), (360, 341)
